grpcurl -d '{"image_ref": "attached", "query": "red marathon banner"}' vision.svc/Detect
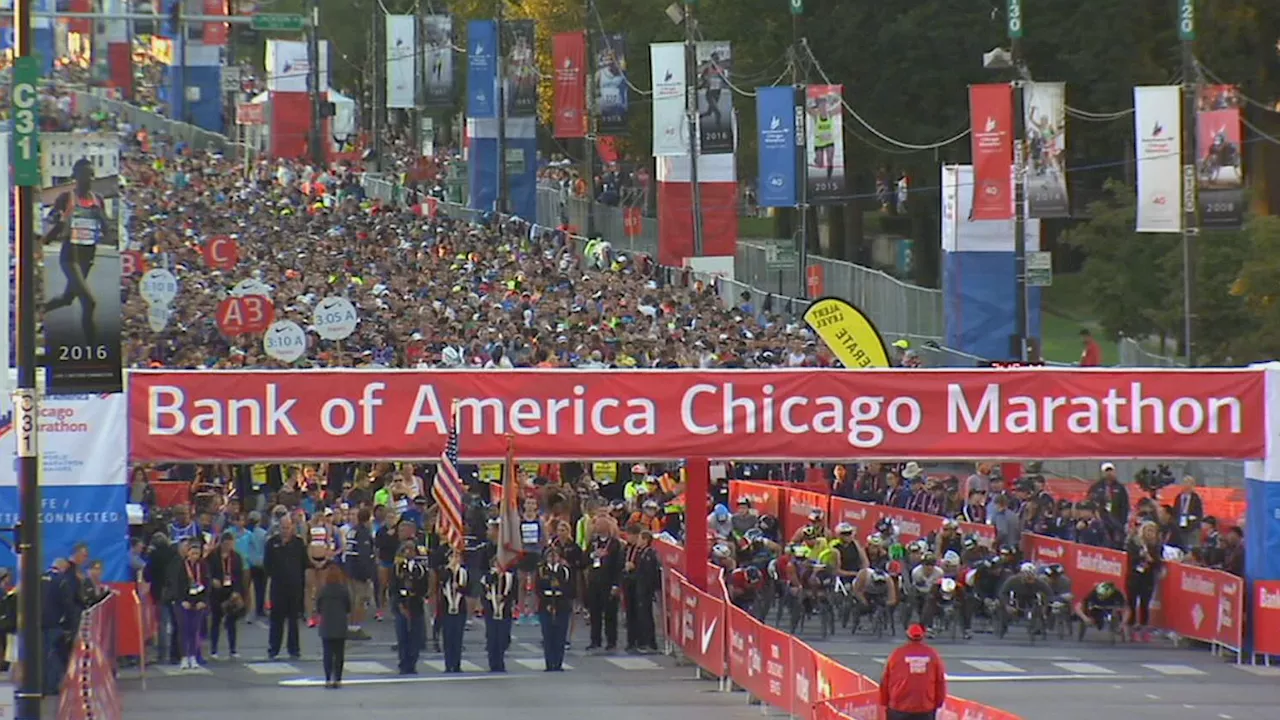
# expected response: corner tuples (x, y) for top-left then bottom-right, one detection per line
(1151, 562), (1243, 649)
(1021, 533), (1128, 593)
(552, 31), (587, 138)
(127, 369), (1266, 462)
(1253, 581), (1280, 656)
(830, 497), (994, 546)
(969, 83), (1014, 220)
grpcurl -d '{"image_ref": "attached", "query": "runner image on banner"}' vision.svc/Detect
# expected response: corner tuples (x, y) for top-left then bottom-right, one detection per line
(312, 296), (360, 340)
(40, 157), (125, 394)
(263, 320), (308, 363)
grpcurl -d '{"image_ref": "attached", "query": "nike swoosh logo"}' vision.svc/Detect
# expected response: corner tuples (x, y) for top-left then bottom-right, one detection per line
(701, 617), (718, 654)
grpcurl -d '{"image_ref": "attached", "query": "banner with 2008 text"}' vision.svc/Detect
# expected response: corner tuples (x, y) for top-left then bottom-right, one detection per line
(127, 369), (1267, 462)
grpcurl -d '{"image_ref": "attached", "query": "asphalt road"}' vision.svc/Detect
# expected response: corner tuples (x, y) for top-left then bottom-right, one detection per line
(788, 614), (1280, 720)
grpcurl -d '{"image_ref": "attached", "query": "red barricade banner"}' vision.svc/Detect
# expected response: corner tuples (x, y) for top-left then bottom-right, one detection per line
(755, 622), (793, 710)
(653, 537), (684, 570)
(729, 480), (785, 518)
(727, 604), (759, 694)
(818, 691), (882, 720)
(57, 594), (122, 720)
(1153, 562), (1243, 649)
(665, 567), (684, 643)
(1253, 580), (1280, 656)
(830, 498), (995, 545)
(791, 637), (820, 720)
(674, 571), (727, 676)
(127, 369), (1267, 462)
(815, 653), (875, 702)
(787, 489), (832, 540)
(1021, 533), (1127, 593)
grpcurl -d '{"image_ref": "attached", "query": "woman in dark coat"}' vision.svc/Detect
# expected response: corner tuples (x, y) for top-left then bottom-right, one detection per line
(316, 564), (352, 688)
(207, 531), (247, 657)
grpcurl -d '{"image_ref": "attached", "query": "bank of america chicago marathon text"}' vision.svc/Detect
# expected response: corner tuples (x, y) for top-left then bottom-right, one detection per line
(141, 381), (1248, 449)
(0, 511), (123, 525)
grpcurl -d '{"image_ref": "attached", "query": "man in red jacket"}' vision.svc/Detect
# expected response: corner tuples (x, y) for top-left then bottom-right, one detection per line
(879, 623), (947, 720)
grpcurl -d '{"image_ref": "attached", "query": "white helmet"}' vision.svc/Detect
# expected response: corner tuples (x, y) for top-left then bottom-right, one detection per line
(835, 522), (855, 535)
(441, 346), (463, 367)
(1019, 562), (1036, 575)
(942, 550), (961, 567)
(940, 578), (958, 595)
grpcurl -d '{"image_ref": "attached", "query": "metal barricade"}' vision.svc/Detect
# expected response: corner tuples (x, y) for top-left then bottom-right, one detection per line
(69, 89), (256, 158)
(1118, 336), (1186, 367)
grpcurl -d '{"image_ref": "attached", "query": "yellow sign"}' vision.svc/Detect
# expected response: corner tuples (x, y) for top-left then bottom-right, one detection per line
(479, 463), (503, 483)
(151, 37), (174, 65)
(591, 462), (618, 485)
(803, 297), (891, 369)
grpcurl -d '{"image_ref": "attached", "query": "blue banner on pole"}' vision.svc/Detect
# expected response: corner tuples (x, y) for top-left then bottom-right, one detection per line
(756, 86), (797, 208)
(467, 20), (498, 119)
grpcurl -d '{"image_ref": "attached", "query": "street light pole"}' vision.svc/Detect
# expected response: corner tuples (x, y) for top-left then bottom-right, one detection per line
(496, 0), (508, 215)
(683, 0), (703, 257)
(583, 0), (597, 237)
(793, 30), (808, 299)
(1008, 0), (1029, 361)
(307, 0), (324, 166)
(1179, 0), (1198, 366)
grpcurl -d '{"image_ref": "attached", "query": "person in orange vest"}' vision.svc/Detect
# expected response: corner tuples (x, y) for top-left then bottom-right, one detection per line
(879, 623), (947, 720)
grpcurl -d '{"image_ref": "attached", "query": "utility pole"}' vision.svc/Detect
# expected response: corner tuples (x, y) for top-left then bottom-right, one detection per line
(1178, 0), (1197, 366)
(1008, 0), (1029, 361)
(371, 4), (383, 172)
(175, 0), (188, 123)
(495, 0), (508, 214)
(226, 0), (238, 132)
(583, 0), (597, 236)
(12, 0), (44, 717)
(793, 27), (808, 298)
(413, 7), (424, 156)
(683, 0), (703, 256)
(307, 0), (324, 166)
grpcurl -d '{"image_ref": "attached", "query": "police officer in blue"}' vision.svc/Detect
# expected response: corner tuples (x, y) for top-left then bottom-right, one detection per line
(537, 544), (572, 671)
(481, 553), (517, 672)
(439, 547), (469, 673)
(392, 541), (429, 675)
(40, 558), (80, 695)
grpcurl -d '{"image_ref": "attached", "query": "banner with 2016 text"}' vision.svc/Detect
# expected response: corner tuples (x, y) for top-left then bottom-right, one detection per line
(0, 394), (129, 582)
(386, 15), (417, 109)
(422, 15), (455, 108)
(1134, 86), (1182, 233)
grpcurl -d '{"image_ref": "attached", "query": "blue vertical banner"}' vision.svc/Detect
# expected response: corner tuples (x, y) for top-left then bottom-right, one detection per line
(756, 86), (798, 208)
(467, 20), (498, 119)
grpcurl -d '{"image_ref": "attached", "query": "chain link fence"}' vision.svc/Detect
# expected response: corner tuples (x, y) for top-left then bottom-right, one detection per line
(70, 89), (255, 158)
(1119, 336), (1185, 367)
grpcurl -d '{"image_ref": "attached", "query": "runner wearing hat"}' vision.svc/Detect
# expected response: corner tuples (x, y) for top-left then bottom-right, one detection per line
(879, 623), (947, 719)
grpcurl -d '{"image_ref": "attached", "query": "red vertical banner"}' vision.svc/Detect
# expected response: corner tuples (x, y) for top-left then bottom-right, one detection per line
(203, 0), (228, 46)
(806, 264), (824, 298)
(552, 31), (587, 138)
(597, 135), (620, 164)
(69, 0), (93, 34)
(969, 83), (1014, 220)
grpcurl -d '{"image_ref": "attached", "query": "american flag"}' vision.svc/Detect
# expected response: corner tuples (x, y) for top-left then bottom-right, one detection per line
(433, 412), (468, 552)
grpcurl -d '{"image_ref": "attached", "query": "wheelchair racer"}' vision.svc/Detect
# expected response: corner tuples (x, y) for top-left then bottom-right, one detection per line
(790, 508), (830, 543)
(1074, 581), (1130, 640)
(905, 552), (944, 627)
(997, 562), (1053, 631)
(923, 551), (971, 639)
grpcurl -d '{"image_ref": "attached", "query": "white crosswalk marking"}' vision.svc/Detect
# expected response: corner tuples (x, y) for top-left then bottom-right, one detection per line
(513, 658), (574, 671)
(605, 657), (661, 670)
(422, 660), (485, 673)
(1052, 662), (1116, 675)
(1142, 664), (1206, 676)
(343, 661), (395, 675)
(1233, 665), (1280, 677)
(518, 643), (542, 653)
(961, 660), (1025, 673)
(156, 665), (212, 676)
(246, 662), (300, 675)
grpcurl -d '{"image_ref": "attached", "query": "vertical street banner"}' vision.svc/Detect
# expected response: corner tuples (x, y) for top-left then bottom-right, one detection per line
(1196, 85), (1245, 229)
(695, 41), (735, 154)
(594, 33), (628, 135)
(1024, 82), (1070, 218)
(467, 20), (498, 119)
(202, 0), (227, 46)
(552, 31), (586, 138)
(968, 83), (1014, 220)
(1134, 86), (1182, 233)
(386, 14), (417, 110)
(756, 86), (797, 208)
(805, 84), (846, 204)
(505, 20), (538, 117)
(651, 42), (686, 157)
(0, 135), (9, 387)
(41, 143), (124, 394)
(423, 15), (455, 108)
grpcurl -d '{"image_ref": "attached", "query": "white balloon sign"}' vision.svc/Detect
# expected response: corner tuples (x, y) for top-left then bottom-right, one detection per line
(229, 278), (274, 299)
(147, 303), (171, 333)
(263, 320), (308, 363)
(139, 268), (179, 306)
(312, 296), (360, 340)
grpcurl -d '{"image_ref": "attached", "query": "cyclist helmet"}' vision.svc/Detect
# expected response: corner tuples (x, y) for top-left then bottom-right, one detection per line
(940, 578), (958, 595)
(712, 544), (733, 560)
(998, 545), (1017, 560)
(744, 566), (764, 585)
(808, 508), (824, 521)
(743, 528), (764, 545)
(962, 568), (979, 587)
(887, 560), (903, 575)
(942, 550), (961, 567)
(962, 535), (978, 550)
(1042, 563), (1065, 577)
(1097, 582), (1117, 599)
(1019, 561), (1037, 576)
(792, 545), (812, 559)
(835, 522), (855, 536)
(910, 540), (929, 554)
(757, 515), (778, 534)
(941, 518), (959, 531)
(922, 552), (938, 565)
(875, 517), (895, 535)
(871, 570), (890, 585)
(866, 533), (884, 547)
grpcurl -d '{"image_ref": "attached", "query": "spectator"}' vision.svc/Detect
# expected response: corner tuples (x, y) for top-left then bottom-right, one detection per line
(344, 507), (376, 640)
(1079, 328), (1102, 366)
(266, 515), (308, 660)
(316, 564), (352, 688)
(1172, 475), (1204, 549)
(1087, 463), (1130, 541)
(175, 541), (209, 670)
(237, 512), (269, 618)
(1220, 526), (1245, 576)
(208, 531), (246, 658)
(1124, 521), (1164, 642)
(964, 462), (992, 497)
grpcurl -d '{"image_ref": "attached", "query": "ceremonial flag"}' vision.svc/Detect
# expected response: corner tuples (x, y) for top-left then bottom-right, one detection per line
(434, 407), (468, 551)
(497, 436), (523, 570)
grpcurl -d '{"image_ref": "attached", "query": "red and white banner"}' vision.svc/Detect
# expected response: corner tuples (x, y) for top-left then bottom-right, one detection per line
(969, 84), (1014, 220)
(1152, 563), (1244, 649)
(1252, 580), (1280, 656)
(1021, 533), (1128, 592)
(127, 369), (1267, 462)
(552, 31), (587, 138)
(830, 497), (994, 546)
(203, 0), (228, 46)
(670, 569), (726, 676)
(729, 481), (784, 518)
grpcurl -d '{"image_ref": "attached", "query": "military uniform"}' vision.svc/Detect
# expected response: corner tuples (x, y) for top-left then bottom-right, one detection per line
(481, 565), (517, 671)
(440, 559), (469, 673)
(392, 550), (429, 674)
(537, 559), (572, 671)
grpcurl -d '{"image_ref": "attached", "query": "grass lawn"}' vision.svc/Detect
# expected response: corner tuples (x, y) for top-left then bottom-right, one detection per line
(738, 216), (779, 238)
(1040, 273), (1119, 365)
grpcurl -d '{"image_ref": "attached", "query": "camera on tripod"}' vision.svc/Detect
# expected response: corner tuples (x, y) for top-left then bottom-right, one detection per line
(1134, 464), (1176, 495)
